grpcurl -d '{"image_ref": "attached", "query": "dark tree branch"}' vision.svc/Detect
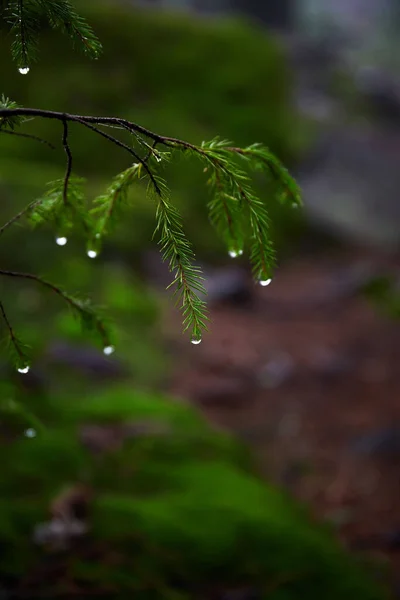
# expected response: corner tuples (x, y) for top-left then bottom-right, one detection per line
(75, 118), (161, 195)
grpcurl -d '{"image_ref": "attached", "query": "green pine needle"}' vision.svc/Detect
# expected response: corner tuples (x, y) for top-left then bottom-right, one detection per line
(28, 176), (87, 233)
(90, 163), (142, 249)
(149, 175), (208, 340)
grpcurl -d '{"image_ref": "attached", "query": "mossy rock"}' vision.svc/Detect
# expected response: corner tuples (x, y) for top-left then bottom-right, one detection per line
(0, 385), (387, 598)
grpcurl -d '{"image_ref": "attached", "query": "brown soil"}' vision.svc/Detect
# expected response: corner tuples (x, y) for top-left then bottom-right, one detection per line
(167, 246), (400, 593)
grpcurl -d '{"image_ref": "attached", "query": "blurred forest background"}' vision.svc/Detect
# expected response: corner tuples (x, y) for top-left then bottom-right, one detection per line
(1, 0), (400, 597)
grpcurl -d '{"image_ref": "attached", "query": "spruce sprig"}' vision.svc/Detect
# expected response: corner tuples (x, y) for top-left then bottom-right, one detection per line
(150, 175), (208, 341)
(90, 163), (142, 250)
(0, 104), (301, 355)
(4, 0), (102, 67)
(0, 1), (301, 366)
(34, 0), (102, 58)
(28, 176), (87, 233)
(7, 0), (39, 69)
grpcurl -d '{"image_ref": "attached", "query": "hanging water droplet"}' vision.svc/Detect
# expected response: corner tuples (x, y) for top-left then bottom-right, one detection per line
(55, 236), (67, 246)
(24, 428), (36, 438)
(259, 278), (272, 287)
(103, 345), (115, 356)
(18, 66), (30, 75)
(17, 365), (30, 374)
(87, 250), (97, 259)
(228, 248), (243, 259)
(191, 335), (202, 345)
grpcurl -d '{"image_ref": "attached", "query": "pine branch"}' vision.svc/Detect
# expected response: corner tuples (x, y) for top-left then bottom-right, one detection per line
(7, 0), (39, 69)
(34, 0), (102, 59)
(90, 163), (142, 247)
(150, 176), (208, 342)
(0, 104), (301, 345)
(3, 0), (102, 67)
(230, 143), (302, 208)
(0, 198), (43, 236)
(0, 269), (112, 347)
(28, 177), (87, 233)
(0, 299), (30, 370)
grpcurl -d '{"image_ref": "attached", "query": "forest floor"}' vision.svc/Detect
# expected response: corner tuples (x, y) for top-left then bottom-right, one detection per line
(166, 245), (400, 593)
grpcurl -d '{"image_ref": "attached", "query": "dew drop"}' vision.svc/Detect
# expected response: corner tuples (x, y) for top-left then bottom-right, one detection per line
(259, 278), (272, 287)
(103, 345), (115, 356)
(228, 248), (243, 259)
(191, 335), (202, 345)
(55, 236), (67, 246)
(17, 365), (30, 374)
(24, 428), (36, 438)
(18, 66), (30, 75)
(87, 250), (97, 259)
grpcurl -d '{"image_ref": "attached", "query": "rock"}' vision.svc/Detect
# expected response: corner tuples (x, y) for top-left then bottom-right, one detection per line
(33, 518), (88, 549)
(298, 125), (400, 248)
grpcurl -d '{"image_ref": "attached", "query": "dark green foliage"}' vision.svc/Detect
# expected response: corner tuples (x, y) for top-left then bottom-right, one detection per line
(0, 0), (303, 362)
(0, 385), (387, 598)
(5, 0), (102, 69)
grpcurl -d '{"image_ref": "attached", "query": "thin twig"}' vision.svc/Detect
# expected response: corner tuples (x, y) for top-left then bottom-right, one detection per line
(0, 270), (109, 345)
(0, 198), (42, 236)
(75, 118), (161, 195)
(61, 119), (72, 205)
(0, 299), (26, 362)
(0, 128), (55, 149)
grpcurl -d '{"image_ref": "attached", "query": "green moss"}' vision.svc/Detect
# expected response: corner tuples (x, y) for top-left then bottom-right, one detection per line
(0, 385), (387, 598)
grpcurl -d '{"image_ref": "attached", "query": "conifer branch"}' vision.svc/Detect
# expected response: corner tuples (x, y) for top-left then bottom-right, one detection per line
(75, 118), (161, 195)
(0, 198), (42, 236)
(150, 176), (208, 340)
(62, 119), (72, 205)
(0, 270), (111, 347)
(0, 105), (300, 345)
(0, 299), (29, 368)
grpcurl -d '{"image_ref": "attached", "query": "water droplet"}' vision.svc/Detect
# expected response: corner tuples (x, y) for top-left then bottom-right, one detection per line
(55, 236), (67, 246)
(103, 345), (115, 356)
(17, 365), (30, 374)
(18, 66), (30, 75)
(191, 335), (202, 345)
(228, 248), (243, 258)
(87, 250), (97, 259)
(259, 278), (272, 287)
(25, 428), (36, 438)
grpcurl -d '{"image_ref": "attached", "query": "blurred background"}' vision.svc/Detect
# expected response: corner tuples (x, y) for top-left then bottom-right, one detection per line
(1, 0), (400, 597)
